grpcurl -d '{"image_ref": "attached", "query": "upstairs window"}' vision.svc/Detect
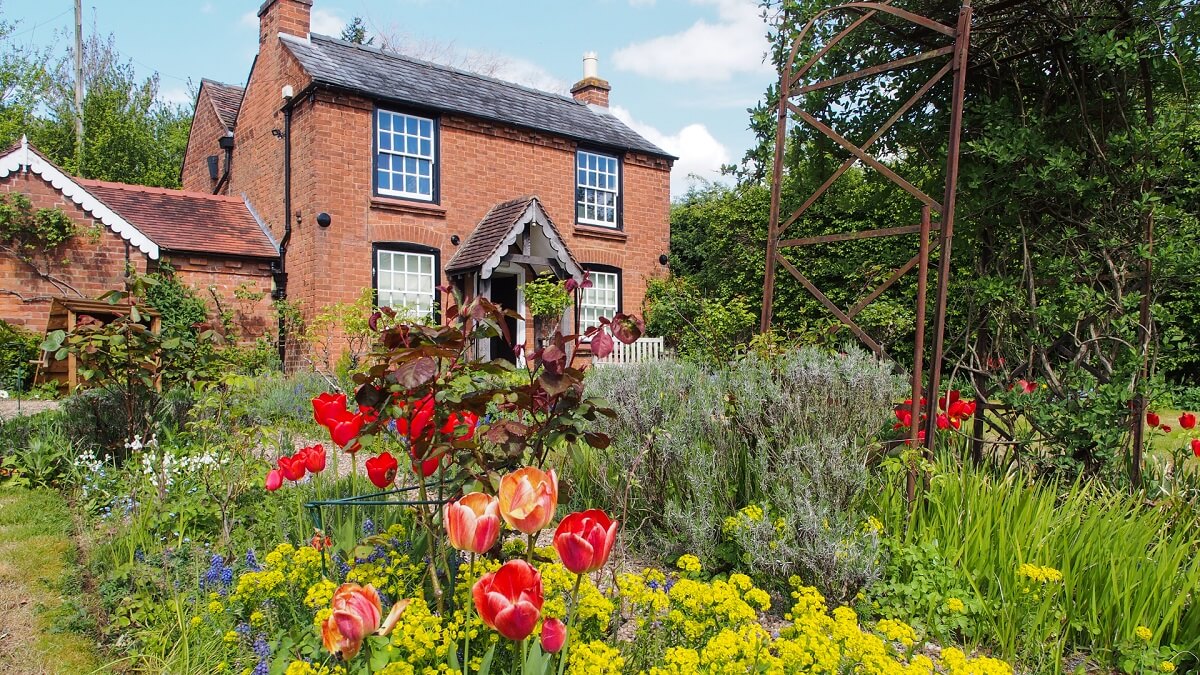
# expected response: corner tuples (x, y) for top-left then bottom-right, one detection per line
(576, 150), (619, 227)
(375, 245), (438, 320)
(376, 110), (436, 201)
(579, 268), (620, 333)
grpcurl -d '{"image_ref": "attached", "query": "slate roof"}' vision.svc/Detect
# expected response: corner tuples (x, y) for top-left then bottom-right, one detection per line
(446, 196), (578, 275)
(77, 179), (279, 259)
(201, 79), (245, 130)
(280, 34), (674, 159)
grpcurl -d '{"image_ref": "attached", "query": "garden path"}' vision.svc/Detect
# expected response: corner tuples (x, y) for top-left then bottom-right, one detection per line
(0, 399), (58, 422)
(0, 489), (105, 674)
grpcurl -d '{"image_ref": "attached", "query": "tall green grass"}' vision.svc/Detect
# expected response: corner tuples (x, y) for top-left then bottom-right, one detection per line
(873, 463), (1200, 669)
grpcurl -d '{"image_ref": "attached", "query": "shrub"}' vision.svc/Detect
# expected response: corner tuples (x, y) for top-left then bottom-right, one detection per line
(643, 276), (757, 364)
(0, 319), (40, 392)
(577, 347), (902, 601)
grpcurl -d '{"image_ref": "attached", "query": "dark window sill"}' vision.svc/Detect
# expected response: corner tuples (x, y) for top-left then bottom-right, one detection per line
(371, 196), (447, 218)
(573, 223), (627, 242)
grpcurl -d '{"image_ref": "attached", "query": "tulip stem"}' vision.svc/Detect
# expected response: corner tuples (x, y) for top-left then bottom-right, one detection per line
(556, 573), (583, 675)
(417, 477), (446, 614)
(526, 532), (536, 563)
(463, 552), (475, 673)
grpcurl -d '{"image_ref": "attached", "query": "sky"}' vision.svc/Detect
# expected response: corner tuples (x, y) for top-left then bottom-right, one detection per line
(3, 0), (779, 197)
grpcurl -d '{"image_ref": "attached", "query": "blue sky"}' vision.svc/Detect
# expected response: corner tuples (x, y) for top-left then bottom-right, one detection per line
(4, 0), (778, 196)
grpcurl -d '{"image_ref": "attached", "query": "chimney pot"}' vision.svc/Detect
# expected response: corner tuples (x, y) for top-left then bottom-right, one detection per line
(571, 51), (611, 108)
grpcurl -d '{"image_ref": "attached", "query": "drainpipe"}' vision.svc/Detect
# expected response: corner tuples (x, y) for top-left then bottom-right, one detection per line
(213, 133), (234, 195)
(275, 88), (296, 368)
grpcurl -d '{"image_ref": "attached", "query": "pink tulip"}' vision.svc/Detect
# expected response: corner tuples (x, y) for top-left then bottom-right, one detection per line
(541, 617), (566, 653)
(553, 509), (619, 575)
(445, 492), (502, 554)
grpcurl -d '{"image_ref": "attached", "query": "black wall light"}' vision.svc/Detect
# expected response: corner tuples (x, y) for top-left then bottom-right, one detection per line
(316, 212), (332, 228)
(658, 254), (669, 265)
(450, 235), (461, 246)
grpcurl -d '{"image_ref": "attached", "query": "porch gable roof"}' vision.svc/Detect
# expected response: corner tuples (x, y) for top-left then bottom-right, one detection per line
(446, 196), (583, 280)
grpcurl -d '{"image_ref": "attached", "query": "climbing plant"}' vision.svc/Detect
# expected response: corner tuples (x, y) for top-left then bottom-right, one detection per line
(0, 193), (76, 257)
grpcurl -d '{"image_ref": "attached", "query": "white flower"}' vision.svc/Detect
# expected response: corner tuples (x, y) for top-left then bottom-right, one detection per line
(0, 390), (9, 399)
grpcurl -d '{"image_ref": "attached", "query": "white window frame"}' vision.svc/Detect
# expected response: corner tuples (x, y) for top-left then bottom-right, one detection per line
(375, 247), (437, 320)
(376, 110), (436, 201)
(579, 269), (620, 334)
(575, 150), (620, 228)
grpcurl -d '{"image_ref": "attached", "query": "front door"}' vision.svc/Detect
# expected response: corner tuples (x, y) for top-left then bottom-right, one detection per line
(490, 273), (520, 363)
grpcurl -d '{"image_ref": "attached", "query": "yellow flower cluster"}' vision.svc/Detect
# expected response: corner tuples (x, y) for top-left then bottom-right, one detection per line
(1161, 661), (1176, 672)
(567, 640), (624, 675)
(941, 647), (1013, 675)
(1016, 563), (1063, 584)
(231, 543), (323, 606)
(674, 554), (701, 574)
(283, 662), (345, 675)
(1135, 625), (1153, 642)
(876, 618), (919, 647)
(946, 598), (966, 613)
(540, 560), (614, 634)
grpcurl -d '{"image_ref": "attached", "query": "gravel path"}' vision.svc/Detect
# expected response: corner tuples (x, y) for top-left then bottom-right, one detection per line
(0, 399), (59, 422)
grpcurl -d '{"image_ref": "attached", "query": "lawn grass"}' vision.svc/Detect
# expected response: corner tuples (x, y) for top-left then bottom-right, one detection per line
(0, 488), (107, 674)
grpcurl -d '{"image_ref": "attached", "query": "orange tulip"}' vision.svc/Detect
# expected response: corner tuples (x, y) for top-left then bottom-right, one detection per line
(321, 583), (382, 660)
(445, 492), (502, 554)
(498, 467), (558, 535)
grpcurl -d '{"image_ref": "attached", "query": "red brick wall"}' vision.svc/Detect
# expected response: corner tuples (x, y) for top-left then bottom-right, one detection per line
(216, 0), (671, 363)
(0, 172), (147, 333)
(160, 255), (276, 341)
(180, 88), (230, 194)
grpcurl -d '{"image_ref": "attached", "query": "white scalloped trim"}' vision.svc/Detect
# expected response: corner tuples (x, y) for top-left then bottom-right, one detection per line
(0, 136), (160, 260)
(479, 198), (583, 281)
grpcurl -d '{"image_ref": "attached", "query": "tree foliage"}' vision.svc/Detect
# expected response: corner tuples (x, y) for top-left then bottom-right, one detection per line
(0, 10), (190, 188)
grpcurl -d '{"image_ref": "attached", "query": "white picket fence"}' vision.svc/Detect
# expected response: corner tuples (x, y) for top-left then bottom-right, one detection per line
(593, 336), (666, 365)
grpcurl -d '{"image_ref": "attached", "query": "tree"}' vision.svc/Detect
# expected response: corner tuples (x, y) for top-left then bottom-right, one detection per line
(0, 7), (53, 149)
(28, 33), (190, 187)
(340, 17), (374, 46)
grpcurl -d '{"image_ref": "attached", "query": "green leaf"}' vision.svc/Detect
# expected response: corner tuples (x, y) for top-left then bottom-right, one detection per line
(477, 644), (497, 675)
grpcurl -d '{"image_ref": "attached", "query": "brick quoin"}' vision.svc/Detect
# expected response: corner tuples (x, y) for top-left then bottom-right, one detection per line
(182, 0), (672, 365)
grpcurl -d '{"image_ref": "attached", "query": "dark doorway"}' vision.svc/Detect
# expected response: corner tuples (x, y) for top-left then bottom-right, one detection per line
(490, 274), (519, 363)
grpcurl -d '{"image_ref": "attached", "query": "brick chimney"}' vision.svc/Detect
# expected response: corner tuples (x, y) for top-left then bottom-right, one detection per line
(258, 0), (312, 43)
(570, 52), (611, 108)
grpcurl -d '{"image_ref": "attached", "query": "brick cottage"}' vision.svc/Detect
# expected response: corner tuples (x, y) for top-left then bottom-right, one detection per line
(181, 0), (674, 364)
(0, 138), (278, 337)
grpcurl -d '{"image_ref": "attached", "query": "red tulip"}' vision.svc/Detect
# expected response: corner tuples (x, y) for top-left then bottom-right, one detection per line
(936, 414), (950, 430)
(303, 444), (327, 473)
(1180, 413), (1196, 430)
(365, 452), (398, 489)
(498, 467), (558, 535)
(321, 583), (382, 661)
(894, 408), (913, 429)
(410, 450), (443, 478)
(265, 468), (283, 492)
(939, 390), (961, 411)
(1161, 424), (1173, 433)
(1191, 438), (1200, 458)
(330, 411), (368, 449)
(442, 411), (480, 441)
(445, 492), (502, 554)
(472, 559), (544, 641)
(278, 455), (306, 481)
(553, 509), (619, 575)
(540, 617), (566, 653)
(313, 392), (348, 428)
(1147, 411), (1161, 428)
(395, 395), (436, 441)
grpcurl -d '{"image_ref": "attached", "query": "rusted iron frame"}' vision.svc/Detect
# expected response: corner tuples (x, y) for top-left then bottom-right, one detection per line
(781, 223), (932, 248)
(920, 2), (973, 452)
(793, 45), (954, 95)
(778, 255), (886, 356)
(776, 60), (954, 238)
(790, 105), (942, 210)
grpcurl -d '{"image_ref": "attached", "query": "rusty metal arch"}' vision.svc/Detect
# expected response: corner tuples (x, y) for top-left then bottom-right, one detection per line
(760, 1), (973, 452)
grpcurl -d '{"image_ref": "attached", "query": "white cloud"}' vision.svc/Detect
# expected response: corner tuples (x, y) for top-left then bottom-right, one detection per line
(158, 86), (193, 107)
(612, 0), (770, 82)
(486, 55), (569, 94)
(310, 9), (346, 36)
(611, 106), (730, 197)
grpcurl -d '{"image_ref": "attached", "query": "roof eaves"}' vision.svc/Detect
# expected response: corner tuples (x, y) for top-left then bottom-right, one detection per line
(0, 137), (160, 260)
